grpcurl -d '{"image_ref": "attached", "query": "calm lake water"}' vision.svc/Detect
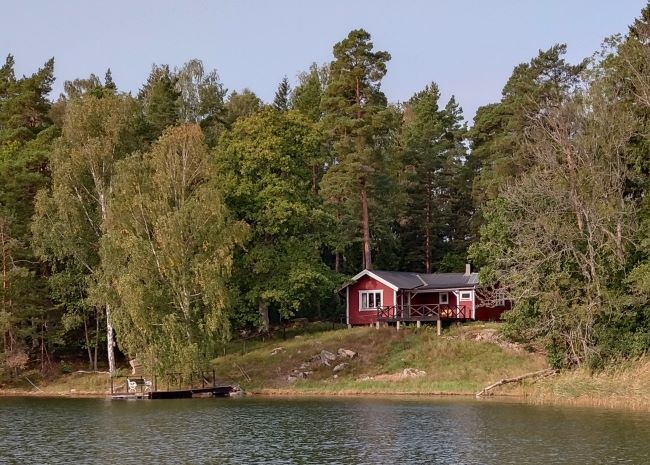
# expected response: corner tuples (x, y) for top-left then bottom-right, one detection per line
(1, 396), (649, 464)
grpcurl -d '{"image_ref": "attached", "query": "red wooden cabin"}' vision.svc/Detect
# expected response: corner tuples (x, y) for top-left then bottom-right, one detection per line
(343, 266), (509, 326)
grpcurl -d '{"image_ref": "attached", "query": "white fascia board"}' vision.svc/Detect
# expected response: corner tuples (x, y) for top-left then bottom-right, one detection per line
(350, 270), (399, 291)
(414, 287), (474, 294)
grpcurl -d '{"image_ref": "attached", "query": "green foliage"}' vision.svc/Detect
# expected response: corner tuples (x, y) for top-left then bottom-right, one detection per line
(102, 124), (247, 374)
(215, 109), (339, 329)
(137, 64), (180, 143)
(0, 55), (56, 374)
(398, 83), (471, 272)
(470, 45), (586, 208)
(224, 89), (263, 127)
(7, 13), (650, 377)
(320, 29), (397, 271)
(0, 55), (54, 142)
(32, 92), (140, 373)
(272, 76), (290, 111)
(291, 63), (328, 122)
(136, 59), (228, 147)
(470, 58), (638, 367)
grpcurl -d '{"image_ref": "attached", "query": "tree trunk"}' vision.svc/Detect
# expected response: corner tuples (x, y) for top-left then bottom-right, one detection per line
(84, 318), (92, 370)
(311, 164), (318, 194)
(1, 223), (7, 308)
(99, 191), (116, 375)
(106, 304), (115, 374)
(258, 299), (270, 333)
(360, 184), (372, 270)
(94, 310), (99, 372)
(425, 179), (432, 273)
(1, 222), (14, 364)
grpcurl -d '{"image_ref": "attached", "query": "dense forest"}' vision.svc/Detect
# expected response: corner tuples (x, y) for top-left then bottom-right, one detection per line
(4, 4), (650, 376)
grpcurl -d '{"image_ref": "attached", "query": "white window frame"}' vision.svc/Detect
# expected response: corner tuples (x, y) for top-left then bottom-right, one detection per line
(460, 291), (473, 301)
(359, 290), (383, 311)
(439, 292), (449, 305)
(495, 289), (506, 306)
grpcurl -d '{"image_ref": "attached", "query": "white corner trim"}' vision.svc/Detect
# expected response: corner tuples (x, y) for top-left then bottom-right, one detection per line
(472, 288), (476, 320)
(346, 286), (350, 325)
(393, 290), (397, 308)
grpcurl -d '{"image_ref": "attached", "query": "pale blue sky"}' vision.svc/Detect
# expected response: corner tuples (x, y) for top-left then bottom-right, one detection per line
(2, 0), (647, 123)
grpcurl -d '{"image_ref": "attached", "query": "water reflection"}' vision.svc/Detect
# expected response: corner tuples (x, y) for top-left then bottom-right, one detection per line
(0, 396), (649, 464)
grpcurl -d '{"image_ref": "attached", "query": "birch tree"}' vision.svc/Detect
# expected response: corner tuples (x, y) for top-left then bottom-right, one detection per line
(100, 124), (246, 373)
(32, 93), (138, 374)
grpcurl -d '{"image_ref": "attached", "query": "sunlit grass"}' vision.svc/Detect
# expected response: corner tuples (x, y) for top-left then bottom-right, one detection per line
(1, 370), (111, 396)
(527, 359), (650, 409)
(211, 322), (548, 396)
(11, 321), (650, 410)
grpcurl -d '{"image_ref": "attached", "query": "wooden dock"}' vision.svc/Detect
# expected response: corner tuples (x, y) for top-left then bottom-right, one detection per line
(112, 385), (236, 400)
(110, 372), (237, 400)
(149, 386), (234, 399)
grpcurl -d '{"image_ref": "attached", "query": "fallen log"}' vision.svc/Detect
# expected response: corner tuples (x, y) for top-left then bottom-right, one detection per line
(476, 368), (558, 397)
(24, 376), (43, 392)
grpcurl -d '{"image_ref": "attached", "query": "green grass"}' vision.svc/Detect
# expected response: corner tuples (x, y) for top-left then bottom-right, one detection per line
(211, 322), (548, 395)
(0, 369), (111, 396)
(8, 322), (650, 409)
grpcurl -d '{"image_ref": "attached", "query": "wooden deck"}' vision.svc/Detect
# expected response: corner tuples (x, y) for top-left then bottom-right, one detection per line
(376, 304), (469, 322)
(110, 373), (237, 400)
(148, 386), (234, 399)
(112, 385), (235, 400)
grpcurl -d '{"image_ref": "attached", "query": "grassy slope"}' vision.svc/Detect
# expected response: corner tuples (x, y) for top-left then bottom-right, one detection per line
(211, 323), (548, 395)
(7, 323), (650, 410)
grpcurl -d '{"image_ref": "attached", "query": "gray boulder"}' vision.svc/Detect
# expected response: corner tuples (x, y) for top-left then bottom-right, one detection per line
(333, 363), (347, 373)
(337, 348), (357, 359)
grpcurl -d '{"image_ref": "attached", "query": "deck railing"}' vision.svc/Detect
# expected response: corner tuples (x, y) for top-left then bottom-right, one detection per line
(376, 304), (469, 321)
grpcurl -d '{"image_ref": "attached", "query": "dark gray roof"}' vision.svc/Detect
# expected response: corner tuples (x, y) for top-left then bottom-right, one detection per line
(370, 270), (479, 290)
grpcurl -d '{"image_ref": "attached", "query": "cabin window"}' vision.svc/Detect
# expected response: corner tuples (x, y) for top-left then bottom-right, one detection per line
(360, 290), (382, 310)
(439, 292), (449, 304)
(495, 289), (506, 306)
(460, 291), (472, 301)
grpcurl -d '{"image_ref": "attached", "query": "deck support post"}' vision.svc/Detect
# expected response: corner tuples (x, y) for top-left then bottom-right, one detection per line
(396, 321), (400, 331)
(416, 320), (421, 329)
(375, 321), (379, 329)
(347, 324), (352, 329)
(437, 319), (442, 336)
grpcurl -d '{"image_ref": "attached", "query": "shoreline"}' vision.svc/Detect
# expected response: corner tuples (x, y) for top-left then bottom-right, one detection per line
(0, 387), (483, 399)
(3, 327), (649, 411)
(1, 387), (648, 411)
(0, 389), (110, 399)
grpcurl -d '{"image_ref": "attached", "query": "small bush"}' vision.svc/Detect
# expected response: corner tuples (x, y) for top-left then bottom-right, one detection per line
(58, 360), (73, 374)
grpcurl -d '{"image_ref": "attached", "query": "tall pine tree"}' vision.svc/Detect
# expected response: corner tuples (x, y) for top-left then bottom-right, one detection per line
(320, 29), (395, 271)
(273, 76), (290, 111)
